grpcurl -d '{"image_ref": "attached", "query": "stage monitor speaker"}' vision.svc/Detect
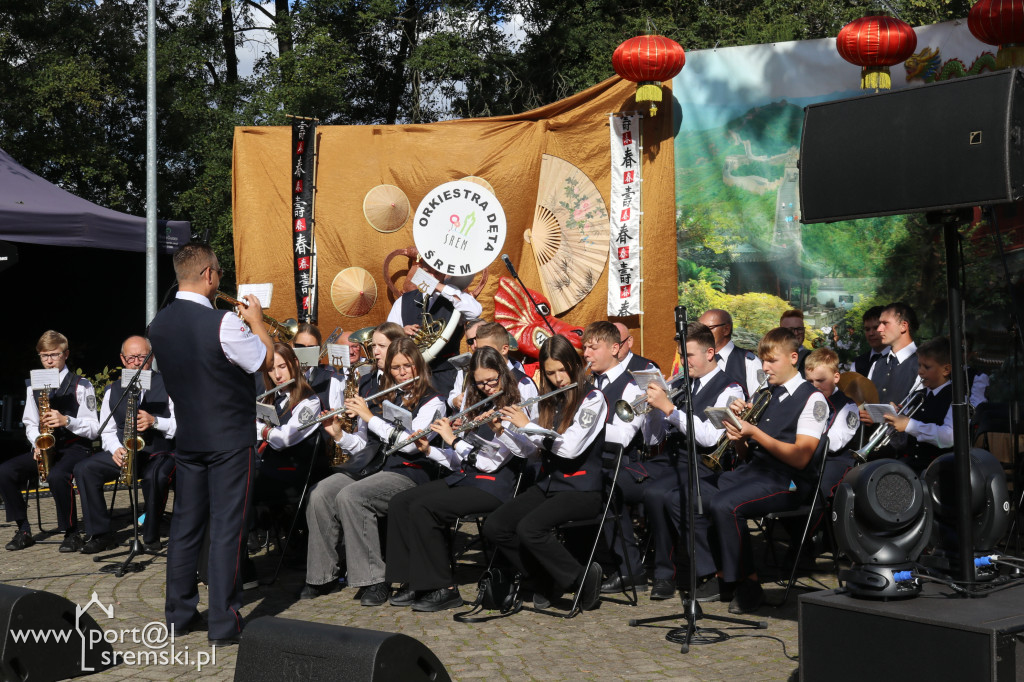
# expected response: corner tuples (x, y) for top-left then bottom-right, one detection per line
(0, 584), (114, 681)
(800, 68), (1024, 223)
(233, 616), (452, 682)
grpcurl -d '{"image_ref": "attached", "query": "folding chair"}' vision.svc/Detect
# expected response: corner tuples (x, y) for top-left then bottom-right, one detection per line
(22, 483), (57, 535)
(450, 461), (527, 568)
(761, 436), (838, 605)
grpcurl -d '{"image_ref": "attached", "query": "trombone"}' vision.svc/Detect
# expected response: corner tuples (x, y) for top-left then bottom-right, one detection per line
(215, 291), (299, 341)
(386, 390), (504, 454)
(298, 376), (419, 427)
(854, 377), (925, 462)
(615, 370), (688, 423)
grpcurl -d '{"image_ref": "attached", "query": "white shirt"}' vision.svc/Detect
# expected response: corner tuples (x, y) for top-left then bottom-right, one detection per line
(430, 423), (539, 473)
(99, 386), (177, 454)
(825, 387), (859, 453)
(970, 371), (989, 408)
(593, 361), (644, 447)
(23, 366), (100, 444)
(905, 381), (954, 449)
(525, 389), (607, 460)
(176, 291), (267, 373)
(387, 286), (484, 326)
(660, 365), (745, 448)
(258, 395), (321, 450)
(718, 340), (763, 398)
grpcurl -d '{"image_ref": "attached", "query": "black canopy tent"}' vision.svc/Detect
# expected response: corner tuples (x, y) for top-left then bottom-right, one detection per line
(0, 148), (189, 252)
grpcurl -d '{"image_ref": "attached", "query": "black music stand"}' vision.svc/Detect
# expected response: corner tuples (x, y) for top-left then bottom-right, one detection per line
(628, 306), (765, 653)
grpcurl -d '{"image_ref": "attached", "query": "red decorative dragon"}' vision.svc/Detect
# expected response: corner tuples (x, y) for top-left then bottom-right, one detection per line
(493, 276), (583, 370)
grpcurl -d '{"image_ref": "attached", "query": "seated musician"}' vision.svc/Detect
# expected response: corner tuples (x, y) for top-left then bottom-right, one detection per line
(705, 327), (827, 614)
(698, 309), (760, 397)
(0, 331), (100, 552)
(300, 321), (405, 600)
(884, 336), (953, 473)
(449, 321), (537, 410)
(387, 262), (483, 396)
(483, 334), (606, 612)
(75, 335), (177, 554)
(613, 321), (659, 371)
(253, 343), (324, 511)
(384, 346), (538, 612)
(641, 322), (744, 601)
(292, 323), (336, 409)
(582, 321), (660, 594)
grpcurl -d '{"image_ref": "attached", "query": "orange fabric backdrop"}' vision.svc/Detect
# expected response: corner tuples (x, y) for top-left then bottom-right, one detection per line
(232, 75), (677, 368)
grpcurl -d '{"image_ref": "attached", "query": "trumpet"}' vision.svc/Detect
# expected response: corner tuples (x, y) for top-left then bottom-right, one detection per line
(460, 383), (579, 437)
(215, 291), (298, 341)
(615, 370), (688, 423)
(854, 377), (925, 462)
(299, 376), (419, 427)
(702, 372), (772, 472)
(386, 390), (504, 454)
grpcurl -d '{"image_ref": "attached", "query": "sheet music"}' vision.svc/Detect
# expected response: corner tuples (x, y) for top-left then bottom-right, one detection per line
(864, 403), (897, 424)
(30, 369), (60, 391)
(237, 282), (273, 308)
(293, 346), (320, 368)
(382, 400), (413, 432)
(704, 406), (742, 430)
(409, 268), (440, 296)
(630, 368), (669, 392)
(121, 369), (152, 390)
(327, 343), (350, 368)
(449, 352), (472, 372)
(256, 402), (280, 426)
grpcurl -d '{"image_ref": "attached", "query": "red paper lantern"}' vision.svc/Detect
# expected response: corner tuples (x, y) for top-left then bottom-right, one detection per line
(612, 35), (686, 116)
(836, 16), (917, 90)
(969, 0), (1024, 68)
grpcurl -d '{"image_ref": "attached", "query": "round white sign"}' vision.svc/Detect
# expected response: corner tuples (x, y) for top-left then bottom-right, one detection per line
(412, 180), (506, 276)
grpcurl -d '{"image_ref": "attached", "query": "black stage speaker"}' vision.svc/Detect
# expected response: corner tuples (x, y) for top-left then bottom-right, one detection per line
(0, 584), (114, 681)
(800, 584), (1024, 681)
(800, 68), (1024, 223)
(234, 616), (451, 682)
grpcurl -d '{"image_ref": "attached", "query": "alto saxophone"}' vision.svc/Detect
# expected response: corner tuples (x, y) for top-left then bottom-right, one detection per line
(330, 367), (360, 466)
(35, 388), (55, 486)
(119, 386), (145, 485)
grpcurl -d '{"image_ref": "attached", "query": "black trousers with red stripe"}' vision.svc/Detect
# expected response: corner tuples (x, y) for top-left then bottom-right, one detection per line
(0, 445), (90, 532)
(165, 446), (254, 641)
(384, 479), (502, 591)
(704, 459), (812, 583)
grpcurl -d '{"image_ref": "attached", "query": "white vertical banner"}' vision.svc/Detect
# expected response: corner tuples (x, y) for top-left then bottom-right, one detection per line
(608, 113), (642, 316)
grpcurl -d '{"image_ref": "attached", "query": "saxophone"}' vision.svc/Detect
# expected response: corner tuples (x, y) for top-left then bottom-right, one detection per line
(119, 387), (145, 485)
(330, 367), (359, 466)
(35, 389), (55, 486)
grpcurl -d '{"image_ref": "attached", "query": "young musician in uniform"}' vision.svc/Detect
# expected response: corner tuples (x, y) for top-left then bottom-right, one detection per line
(884, 337), (953, 473)
(334, 338), (448, 607)
(253, 344), (324, 509)
(851, 306), (887, 376)
(148, 243), (273, 646)
(641, 323), (744, 601)
(780, 310), (810, 377)
(483, 334), (606, 612)
(292, 323), (336, 409)
(387, 262), (483, 396)
(706, 327), (828, 614)
(862, 302), (919, 420)
(0, 330), (100, 552)
(698, 309), (760, 397)
(299, 321), (405, 600)
(75, 336), (177, 554)
(449, 321), (537, 410)
(613, 321), (659, 372)
(384, 346), (537, 612)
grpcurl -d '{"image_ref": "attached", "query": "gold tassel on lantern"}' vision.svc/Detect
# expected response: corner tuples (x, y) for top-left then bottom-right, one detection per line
(635, 81), (663, 116)
(861, 65), (892, 90)
(997, 45), (1024, 69)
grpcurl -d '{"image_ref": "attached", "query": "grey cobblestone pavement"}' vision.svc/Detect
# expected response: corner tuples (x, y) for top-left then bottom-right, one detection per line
(0, 490), (831, 680)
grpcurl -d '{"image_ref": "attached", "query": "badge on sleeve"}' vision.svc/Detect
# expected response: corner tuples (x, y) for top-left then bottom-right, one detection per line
(86, 394), (96, 411)
(813, 401), (827, 423)
(846, 410), (859, 430)
(299, 406), (315, 426)
(578, 408), (598, 429)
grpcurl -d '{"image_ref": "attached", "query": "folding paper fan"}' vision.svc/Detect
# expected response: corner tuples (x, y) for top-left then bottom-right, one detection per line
(460, 175), (495, 195)
(331, 267), (377, 317)
(363, 184), (410, 233)
(523, 154), (609, 314)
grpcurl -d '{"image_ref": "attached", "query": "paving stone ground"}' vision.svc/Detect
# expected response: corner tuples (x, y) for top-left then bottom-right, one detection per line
(0, 489), (834, 680)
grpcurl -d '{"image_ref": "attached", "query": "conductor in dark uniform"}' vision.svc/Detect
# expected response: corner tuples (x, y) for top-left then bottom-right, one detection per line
(148, 243), (273, 646)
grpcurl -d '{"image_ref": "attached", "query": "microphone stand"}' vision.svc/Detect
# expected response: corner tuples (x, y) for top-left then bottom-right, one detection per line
(501, 254), (558, 338)
(95, 350), (156, 576)
(628, 307), (765, 653)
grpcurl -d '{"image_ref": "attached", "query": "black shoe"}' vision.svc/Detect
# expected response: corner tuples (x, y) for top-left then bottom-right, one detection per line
(650, 578), (677, 600)
(359, 582), (391, 607)
(532, 592), (551, 609)
(600, 574), (649, 594)
(299, 581), (340, 600)
(143, 541), (164, 554)
(577, 561), (602, 611)
(5, 530), (34, 551)
(208, 636), (239, 647)
(411, 586), (464, 612)
(389, 585), (416, 607)
(174, 612), (208, 636)
(728, 578), (765, 614)
(685, 575), (721, 603)
(59, 533), (84, 553)
(81, 534), (116, 555)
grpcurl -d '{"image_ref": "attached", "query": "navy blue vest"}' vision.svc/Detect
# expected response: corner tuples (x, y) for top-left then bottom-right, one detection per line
(383, 391), (446, 484)
(537, 389), (606, 493)
(750, 381), (821, 484)
(908, 384), (951, 464)
(723, 345), (755, 398)
(598, 368), (645, 462)
(108, 373), (172, 453)
(148, 297), (258, 451)
(28, 371), (89, 449)
(853, 351), (882, 377)
(873, 350), (919, 405)
(669, 370), (739, 459)
(398, 290), (464, 363)
(443, 425), (518, 502)
(626, 353), (658, 372)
